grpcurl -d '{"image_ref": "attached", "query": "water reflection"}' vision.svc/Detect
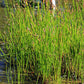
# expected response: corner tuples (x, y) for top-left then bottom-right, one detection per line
(0, 59), (7, 83)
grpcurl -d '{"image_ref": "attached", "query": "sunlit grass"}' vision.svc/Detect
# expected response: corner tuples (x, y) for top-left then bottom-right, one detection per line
(0, 0), (84, 84)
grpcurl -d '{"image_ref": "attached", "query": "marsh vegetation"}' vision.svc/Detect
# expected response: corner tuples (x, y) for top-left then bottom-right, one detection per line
(0, 0), (84, 84)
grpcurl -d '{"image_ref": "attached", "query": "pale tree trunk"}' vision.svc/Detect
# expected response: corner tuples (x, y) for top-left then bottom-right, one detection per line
(50, 0), (56, 16)
(42, 0), (56, 16)
(42, 0), (56, 10)
(51, 0), (56, 10)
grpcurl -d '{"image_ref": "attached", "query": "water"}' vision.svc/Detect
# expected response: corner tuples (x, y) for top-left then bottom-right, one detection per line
(0, 60), (7, 83)
(0, 1), (8, 83)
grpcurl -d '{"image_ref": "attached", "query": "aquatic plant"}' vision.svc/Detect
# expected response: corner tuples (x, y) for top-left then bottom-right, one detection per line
(0, 0), (84, 84)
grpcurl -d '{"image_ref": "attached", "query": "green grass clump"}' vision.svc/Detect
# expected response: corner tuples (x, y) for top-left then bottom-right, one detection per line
(0, 0), (84, 84)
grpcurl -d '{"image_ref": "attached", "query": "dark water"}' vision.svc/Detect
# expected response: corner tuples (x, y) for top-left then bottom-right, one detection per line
(0, 0), (7, 83)
(0, 60), (7, 84)
(0, 46), (8, 83)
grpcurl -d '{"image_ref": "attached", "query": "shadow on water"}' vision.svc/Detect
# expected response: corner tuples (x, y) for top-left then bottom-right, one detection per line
(0, 60), (7, 84)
